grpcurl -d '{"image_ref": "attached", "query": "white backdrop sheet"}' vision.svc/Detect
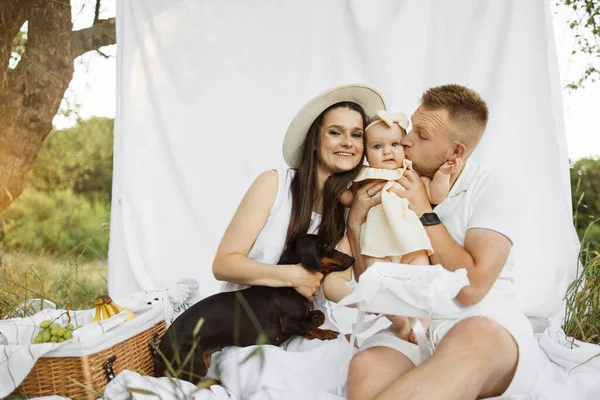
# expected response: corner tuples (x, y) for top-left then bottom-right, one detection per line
(110, 0), (580, 321)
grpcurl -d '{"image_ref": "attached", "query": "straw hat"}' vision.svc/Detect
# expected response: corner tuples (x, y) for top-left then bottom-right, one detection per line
(282, 84), (386, 168)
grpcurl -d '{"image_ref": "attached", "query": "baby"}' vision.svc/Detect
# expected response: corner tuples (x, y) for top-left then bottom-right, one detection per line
(323, 110), (461, 304)
(345, 110), (461, 268)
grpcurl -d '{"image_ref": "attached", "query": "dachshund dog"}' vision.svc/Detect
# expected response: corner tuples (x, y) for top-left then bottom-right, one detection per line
(154, 234), (354, 383)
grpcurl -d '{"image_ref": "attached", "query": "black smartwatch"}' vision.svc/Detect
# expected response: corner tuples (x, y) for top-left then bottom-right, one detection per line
(419, 212), (441, 226)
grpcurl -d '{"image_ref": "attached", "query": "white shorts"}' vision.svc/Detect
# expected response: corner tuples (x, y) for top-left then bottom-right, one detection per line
(360, 312), (539, 397)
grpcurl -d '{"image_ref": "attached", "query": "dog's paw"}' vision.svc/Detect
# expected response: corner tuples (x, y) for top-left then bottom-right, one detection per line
(308, 310), (326, 328)
(304, 328), (339, 341)
(321, 329), (339, 340)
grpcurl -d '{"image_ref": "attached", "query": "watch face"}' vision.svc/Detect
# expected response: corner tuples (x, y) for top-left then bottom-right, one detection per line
(421, 213), (440, 225)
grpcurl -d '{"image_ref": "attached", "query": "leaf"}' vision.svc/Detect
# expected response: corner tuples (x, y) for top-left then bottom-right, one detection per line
(193, 317), (205, 338)
(126, 388), (159, 395)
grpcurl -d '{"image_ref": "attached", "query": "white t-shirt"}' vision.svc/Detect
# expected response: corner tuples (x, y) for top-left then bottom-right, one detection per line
(433, 160), (519, 316)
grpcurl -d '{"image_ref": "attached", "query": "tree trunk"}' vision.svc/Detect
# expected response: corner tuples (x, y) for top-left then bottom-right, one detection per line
(0, 0), (116, 214)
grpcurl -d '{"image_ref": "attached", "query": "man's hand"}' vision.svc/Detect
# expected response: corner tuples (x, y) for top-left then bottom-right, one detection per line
(390, 170), (433, 217)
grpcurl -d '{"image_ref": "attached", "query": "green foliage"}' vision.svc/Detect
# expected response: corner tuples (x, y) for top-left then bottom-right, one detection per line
(557, 0), (600, 89)
(1, 117), (113, 261)
(564, 245), (600, 344)
(566, 157), (600, 343)
(571, 157), (600, 247)
(2, 189), (110, 260)
(28, 116), (114, 204)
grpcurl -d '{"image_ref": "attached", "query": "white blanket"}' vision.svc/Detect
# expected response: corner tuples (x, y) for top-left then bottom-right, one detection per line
(18, 304), (600, 399)
(27, 320), (597, 400)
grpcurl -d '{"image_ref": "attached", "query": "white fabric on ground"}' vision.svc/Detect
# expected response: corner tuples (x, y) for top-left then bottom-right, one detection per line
(99, 370), (346, 400)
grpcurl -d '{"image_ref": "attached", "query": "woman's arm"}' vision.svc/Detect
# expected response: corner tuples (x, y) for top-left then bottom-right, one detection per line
(323, 235), (354, 302)
(322, 268), (353, 303)
(212, 170), (286, 286)
(212, 170), (322, 299)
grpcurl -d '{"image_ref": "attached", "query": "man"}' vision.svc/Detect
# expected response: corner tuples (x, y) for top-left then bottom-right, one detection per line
(346, 84), (538, 400)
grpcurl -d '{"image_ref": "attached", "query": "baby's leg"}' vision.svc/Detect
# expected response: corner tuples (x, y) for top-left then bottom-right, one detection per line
(365, 255), (392, 269)
(401, 250), (431, 331)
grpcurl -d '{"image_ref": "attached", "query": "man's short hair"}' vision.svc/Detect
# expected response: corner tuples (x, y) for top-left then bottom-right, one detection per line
(420, 84), (489, 155)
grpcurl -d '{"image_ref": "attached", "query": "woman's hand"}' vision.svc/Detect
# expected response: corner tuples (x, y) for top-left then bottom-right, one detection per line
(347, 180), (386, 230)
(286, 264), (324, 301)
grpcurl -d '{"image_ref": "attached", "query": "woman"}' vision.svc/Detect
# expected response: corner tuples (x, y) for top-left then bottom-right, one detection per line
(210, 84), (385, 396)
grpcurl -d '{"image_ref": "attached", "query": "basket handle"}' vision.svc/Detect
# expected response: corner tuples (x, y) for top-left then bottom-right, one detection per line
(104, 355), (117, 382)
(149, 332), (159, 357)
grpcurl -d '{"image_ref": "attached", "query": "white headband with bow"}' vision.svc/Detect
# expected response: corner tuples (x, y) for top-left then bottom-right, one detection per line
(365, 110), (409, 132)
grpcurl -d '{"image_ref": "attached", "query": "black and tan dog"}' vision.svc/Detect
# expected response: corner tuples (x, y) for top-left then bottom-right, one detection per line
(154, 234), (354, 383)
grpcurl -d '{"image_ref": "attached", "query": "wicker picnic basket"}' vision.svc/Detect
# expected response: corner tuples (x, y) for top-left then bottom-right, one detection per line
(14, 318), (166, 399)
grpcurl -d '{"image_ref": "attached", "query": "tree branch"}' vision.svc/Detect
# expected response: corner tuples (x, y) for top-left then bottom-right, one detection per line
(72, 18), (116, 59)
(94, 0), (101, 25)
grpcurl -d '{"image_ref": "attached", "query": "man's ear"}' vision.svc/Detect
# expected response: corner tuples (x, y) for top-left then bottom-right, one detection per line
(449, 142), (467, 162)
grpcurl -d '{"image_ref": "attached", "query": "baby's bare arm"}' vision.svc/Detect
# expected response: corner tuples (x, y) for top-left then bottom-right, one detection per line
(365, 255), (392, 269)
(400, 250), (430, 265)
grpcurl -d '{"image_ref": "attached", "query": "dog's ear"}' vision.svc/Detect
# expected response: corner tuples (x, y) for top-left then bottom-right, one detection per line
(296, 235), (323, 272)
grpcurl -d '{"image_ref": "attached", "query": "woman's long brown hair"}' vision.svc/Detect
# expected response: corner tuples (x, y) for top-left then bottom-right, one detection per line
(285, 102), (367, 250)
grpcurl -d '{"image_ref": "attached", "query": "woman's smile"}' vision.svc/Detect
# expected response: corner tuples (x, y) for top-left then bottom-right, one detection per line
(334, 151), (355, 157)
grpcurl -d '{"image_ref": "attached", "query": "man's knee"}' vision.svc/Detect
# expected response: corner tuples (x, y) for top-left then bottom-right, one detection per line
(348, 347), (414, 383)
(437, 316), (518, 365)
(348, 349), (379, 382)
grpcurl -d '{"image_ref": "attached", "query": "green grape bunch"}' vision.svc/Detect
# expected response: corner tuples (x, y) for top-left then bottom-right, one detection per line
(32, 319), (79, 344)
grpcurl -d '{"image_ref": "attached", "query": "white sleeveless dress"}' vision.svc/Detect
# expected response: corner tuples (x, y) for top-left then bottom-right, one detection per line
(221, 167), (337, 331)
(212, 168), (352, 398)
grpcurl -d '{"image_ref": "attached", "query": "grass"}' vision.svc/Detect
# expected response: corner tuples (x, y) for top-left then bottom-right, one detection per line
(0, 251), (108, 319)
(564, 178), (600, 344)
(563, 242), (600, 344)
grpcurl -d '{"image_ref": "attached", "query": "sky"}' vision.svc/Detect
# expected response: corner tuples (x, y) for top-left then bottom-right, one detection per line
(53, 1), (600, 161)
